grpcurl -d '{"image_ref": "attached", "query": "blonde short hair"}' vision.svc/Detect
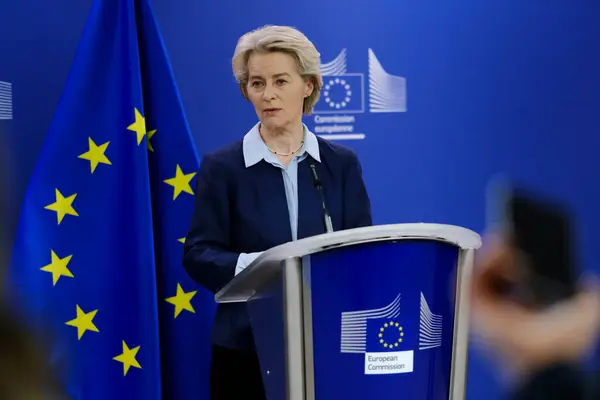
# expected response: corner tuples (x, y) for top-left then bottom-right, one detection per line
(232, 25), (323, 115)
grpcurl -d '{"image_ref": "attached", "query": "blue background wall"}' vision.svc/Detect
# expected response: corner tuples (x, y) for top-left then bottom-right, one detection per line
(2, 0), (599, 398)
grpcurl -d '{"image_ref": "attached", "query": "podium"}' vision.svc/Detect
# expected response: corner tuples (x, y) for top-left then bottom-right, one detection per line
(215, 223), (482, 400)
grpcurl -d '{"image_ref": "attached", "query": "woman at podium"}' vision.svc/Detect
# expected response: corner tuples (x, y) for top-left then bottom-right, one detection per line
(182, 25), (372, 399)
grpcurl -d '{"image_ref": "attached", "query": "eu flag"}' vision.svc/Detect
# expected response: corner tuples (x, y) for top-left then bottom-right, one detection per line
(8, 0), (215, 398)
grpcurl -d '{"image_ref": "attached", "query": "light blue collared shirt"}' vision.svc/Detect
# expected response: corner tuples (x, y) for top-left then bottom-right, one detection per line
(235, 122), (321, 275)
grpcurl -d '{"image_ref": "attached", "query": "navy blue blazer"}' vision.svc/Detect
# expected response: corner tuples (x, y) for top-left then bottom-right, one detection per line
(182, 136), (372, 350)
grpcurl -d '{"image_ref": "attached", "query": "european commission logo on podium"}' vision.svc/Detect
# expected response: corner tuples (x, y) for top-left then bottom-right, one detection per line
(340, 292), (443, 375)
(310, 48), (406, 140)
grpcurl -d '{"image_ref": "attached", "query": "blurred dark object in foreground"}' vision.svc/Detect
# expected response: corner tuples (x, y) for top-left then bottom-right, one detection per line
(0, 134), (65, 398)
(512, 363), (592, 400)
(0, 122), (8, 288)
(471, 234), (600, 400)
(506, 187), (578, 307)
(486, 179), (579, 310)
(0, 304), (66, 399)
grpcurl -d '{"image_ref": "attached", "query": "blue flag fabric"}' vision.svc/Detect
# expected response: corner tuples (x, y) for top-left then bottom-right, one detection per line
(8, 0), (214, 398)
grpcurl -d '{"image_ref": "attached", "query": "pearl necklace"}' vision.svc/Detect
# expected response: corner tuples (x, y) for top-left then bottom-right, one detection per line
(266, 140), (305, 156)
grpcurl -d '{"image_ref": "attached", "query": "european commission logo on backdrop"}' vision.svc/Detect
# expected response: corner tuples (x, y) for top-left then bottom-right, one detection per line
(340, 292), (443, 375)
(311, 48), (406, 140)
(0, 81), (13, 120)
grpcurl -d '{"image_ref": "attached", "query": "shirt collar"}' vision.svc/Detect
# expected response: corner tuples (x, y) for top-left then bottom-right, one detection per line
(242, 122), (321, 168)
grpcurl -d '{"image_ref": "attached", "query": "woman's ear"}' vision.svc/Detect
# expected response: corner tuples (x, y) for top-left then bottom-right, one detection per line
(305, 77), (314, 98)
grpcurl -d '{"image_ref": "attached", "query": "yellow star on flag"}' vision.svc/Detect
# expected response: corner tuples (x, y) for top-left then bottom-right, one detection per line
(113, 341), (142, 376)
(127, 108), (147, 146)
(178, 237), (185, 244)
(65, 305), (99, 340)
(164, 165), (196, 200)
(44, 189), (78, 224)
(40, 250), (74, 285)
(146, 129), (156, 152)
(165, 283), (197, 318)
(78, 137), (111, 173)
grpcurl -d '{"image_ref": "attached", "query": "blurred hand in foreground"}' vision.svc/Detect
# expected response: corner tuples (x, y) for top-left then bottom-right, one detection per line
(470, 234), (600, 380)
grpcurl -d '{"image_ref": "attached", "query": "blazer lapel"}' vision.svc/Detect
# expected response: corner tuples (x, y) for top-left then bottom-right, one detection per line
(252, 161), (293, 246)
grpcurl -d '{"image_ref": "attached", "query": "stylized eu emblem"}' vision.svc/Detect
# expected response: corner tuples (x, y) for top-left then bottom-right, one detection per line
(323, 77), (352, 109)
(339, 294), (417, 375)
(377, 320), (405, 350)
(364, 309), (414, 353)
(313, 74), (365, 114)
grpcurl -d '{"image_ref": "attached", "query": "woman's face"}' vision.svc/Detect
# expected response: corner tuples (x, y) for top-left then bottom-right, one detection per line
(245, 51), (313, 132)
